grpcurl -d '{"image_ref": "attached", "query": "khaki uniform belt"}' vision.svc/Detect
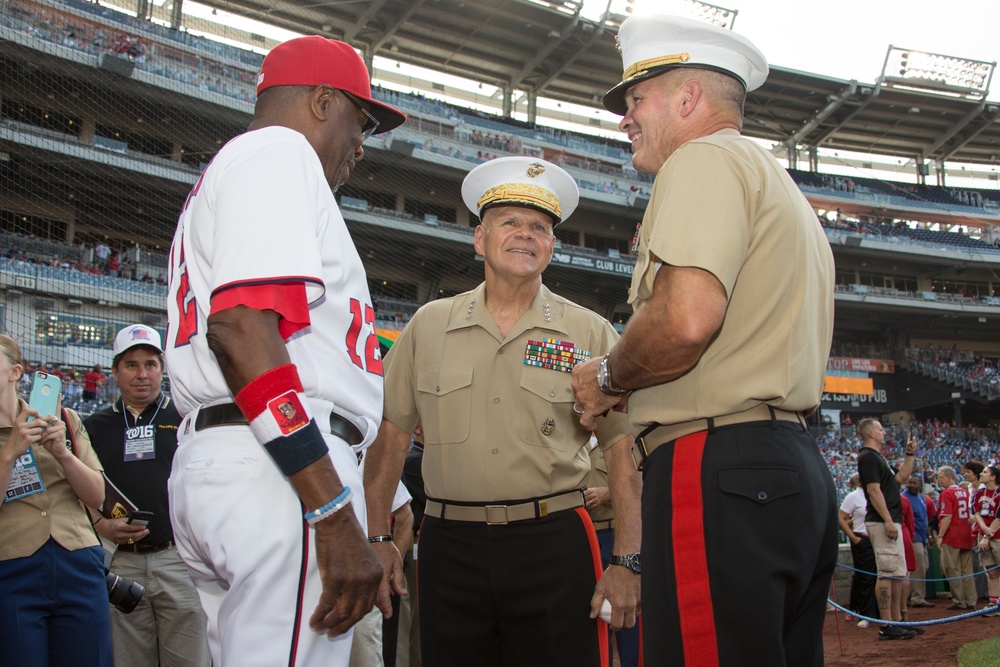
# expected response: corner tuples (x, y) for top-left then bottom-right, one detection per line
(424, 490), (584, 525)
(635, 404), (805, 467)
(591, 519), (615, 532)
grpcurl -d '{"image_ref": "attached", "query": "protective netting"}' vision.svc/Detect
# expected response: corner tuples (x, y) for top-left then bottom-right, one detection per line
(0, 0), (650, 397)
(2, 0), (998, 422)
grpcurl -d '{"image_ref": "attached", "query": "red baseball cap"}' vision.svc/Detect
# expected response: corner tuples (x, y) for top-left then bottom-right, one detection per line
(257, 36), (406, 133)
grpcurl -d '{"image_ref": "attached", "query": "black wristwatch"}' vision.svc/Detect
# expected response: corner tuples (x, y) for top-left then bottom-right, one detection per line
(610, 552), (641, 575)
(597, 355), (628, 397)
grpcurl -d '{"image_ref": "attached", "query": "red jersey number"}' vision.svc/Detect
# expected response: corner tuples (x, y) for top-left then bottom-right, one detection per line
(346, 299), (383, 376)
(172, 241), (198, 347)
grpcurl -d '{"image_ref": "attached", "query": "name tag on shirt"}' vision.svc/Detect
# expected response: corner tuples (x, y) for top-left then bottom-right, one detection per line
(124, 425), (156, 461)
(5, 448), (46, 501)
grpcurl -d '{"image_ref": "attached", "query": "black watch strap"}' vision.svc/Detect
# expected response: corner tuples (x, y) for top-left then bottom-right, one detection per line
(610, 552), (641, 575)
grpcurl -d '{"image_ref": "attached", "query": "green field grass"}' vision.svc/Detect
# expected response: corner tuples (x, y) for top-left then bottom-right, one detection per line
(958, 636), (1000, 666)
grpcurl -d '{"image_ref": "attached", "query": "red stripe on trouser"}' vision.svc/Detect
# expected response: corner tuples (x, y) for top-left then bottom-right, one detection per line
(288, 516), (310, 666)
(638, 618), (644, 667)
(671, 431), (718, 667)
(575, 506), (610, 667)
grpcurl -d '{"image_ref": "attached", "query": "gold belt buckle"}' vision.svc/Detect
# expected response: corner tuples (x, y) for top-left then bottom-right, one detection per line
(485, 505), (509, 525)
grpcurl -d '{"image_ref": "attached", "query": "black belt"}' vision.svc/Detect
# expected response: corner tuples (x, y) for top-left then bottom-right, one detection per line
(194, 402), (363, 447)
(120, 540), (174, 554)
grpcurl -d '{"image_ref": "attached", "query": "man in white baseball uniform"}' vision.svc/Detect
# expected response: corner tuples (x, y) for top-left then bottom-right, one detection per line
(165, 36), (405, 667)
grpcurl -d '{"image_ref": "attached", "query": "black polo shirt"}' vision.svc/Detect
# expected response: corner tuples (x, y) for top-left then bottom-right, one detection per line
(84, 395), (181, 544)
(858, 446), (902, 524)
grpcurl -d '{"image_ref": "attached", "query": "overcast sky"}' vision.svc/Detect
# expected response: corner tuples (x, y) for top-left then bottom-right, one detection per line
(625, 0), (999, 100)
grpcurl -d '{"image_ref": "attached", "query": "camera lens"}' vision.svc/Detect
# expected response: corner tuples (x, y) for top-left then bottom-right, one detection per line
(106, 570), (145, 614)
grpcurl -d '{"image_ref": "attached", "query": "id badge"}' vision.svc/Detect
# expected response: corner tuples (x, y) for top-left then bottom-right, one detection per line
(5, 448), (46, 501)
(124, 425), (156, 461)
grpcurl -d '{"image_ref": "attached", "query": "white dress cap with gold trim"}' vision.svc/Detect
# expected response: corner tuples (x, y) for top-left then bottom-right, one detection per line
(603, 14), (768, 115)
(461, 156), (580, 225)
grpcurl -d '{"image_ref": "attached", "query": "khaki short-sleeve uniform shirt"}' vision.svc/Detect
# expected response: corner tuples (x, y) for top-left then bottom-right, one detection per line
(627, 129), (834, 430)
(0, 402), (102, 561)
(383, 282), (630, 502)
(585, 444), (614, 523)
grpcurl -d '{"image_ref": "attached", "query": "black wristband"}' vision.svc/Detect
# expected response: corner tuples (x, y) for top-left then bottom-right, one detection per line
(368, 535), (393, 543)
(262, 420), (329, 477)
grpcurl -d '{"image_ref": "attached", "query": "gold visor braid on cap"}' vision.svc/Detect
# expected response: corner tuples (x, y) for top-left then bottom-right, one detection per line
(622, 52), (691, 82)
(478, 184), (561, 220)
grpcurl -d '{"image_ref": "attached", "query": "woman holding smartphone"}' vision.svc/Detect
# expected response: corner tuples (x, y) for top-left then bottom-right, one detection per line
(0, 335), (111, 666)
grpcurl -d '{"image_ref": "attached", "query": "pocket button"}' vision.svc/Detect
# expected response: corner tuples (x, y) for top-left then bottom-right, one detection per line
(757, 491), (768, 501)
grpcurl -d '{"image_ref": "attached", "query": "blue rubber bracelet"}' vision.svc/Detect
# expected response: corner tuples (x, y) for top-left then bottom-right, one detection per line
(304, 486), (353, 524)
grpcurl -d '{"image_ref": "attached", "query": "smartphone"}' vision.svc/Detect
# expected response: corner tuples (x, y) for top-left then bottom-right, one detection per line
(27, 372), (62, 421)
(127, 511), (154, 526)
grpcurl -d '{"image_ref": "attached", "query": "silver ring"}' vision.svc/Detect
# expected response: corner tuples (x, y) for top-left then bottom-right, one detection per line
(572, 404), (585, 415)
(127, 539), (134, 544)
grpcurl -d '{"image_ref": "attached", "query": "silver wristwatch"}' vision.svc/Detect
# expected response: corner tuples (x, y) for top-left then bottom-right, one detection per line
(610, 552), (641, 575)
(597, 354), (628, 396)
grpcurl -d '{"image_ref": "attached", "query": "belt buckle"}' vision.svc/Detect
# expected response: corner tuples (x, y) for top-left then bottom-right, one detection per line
(485, 505), (509, 525)
(631, 438), (648, 472)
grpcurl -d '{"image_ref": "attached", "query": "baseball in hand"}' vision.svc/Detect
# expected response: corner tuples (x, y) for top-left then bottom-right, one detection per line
(599, 598), (613, 624)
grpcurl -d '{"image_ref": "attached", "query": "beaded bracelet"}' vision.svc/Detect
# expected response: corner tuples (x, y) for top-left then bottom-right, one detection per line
(368, 535), (393, 543)
(304, 487), (353, 526)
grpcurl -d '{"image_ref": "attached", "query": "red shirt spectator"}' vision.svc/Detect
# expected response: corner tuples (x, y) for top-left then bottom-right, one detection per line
(939, 484), (975, 549)
(901, 495), (915, 572)
(82, 365), (105, 401)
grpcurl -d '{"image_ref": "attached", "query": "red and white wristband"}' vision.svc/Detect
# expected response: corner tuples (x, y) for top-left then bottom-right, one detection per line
(234, 364), (328, 477)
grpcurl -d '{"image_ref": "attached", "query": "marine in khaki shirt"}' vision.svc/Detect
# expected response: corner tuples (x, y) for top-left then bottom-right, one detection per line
(364, 157), (642, 667)
(572, 14), (837, 666)
(624, 128), (833, 432)
(382, 281), (628, 502)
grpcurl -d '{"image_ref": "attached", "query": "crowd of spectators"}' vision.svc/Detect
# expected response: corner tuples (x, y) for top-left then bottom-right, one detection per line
(3, 233), (168, 285)
(9, 0), (1000, 226)
(792, 169), (1000, 214)
(820, 418), (1000, 506)
(819, 214), (1000, 254)
(465, 130), (518, 153)
(906, 347), (1000, 394)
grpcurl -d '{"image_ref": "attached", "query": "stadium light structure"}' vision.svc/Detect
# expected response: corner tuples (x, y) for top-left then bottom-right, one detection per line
(880, 46), (995, 99)
(623, 0), (738, 28)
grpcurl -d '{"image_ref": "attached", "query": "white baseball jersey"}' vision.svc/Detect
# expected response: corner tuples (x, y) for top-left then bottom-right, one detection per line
(165, 126), (383, 436)
(166, 125), (381, 667)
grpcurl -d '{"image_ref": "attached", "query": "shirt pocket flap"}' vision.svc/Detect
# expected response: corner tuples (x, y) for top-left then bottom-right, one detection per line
(417, 365), (474, 397)
(718, 466), (801, 505)
(519, 367), (574, 404)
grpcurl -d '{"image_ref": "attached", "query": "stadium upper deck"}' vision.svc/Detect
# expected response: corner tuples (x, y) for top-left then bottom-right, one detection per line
(1, 0), (1000, 425)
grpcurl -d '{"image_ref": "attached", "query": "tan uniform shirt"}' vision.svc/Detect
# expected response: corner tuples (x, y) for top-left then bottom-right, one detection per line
(383, 282), (630, 502)
(627, 129), (834, 430)
(585, 444), (614, 524)
(0, 402), (102, 560)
